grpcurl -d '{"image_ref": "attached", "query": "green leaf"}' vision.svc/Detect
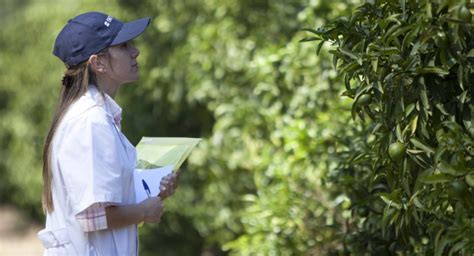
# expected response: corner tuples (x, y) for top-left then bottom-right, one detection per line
(386, 24), (415, 46)
(439, 45), (448, 68)
(339, 47), (362, 65)
(406, 149), (425, 154)
(449, 240), (468, 254)
(401, 29), (417, 55)
(457, 65), (465, 90)
(382, 23), (402, 42)
(434, 227), (447, 256)
(241, 194), (258, 202)
(467, 48), (474, 58)
(413, 197), (424, 209)
(399, 0), (406, 16)
(434, 147), (446, 163)
(338, 61), (360, 75)
(381, 46), (400, 55)
(409, 115), (418, 135)
(316, 40), (325, 55)
(299, 37), (320, 43)
(419, 83), (429, 110)
(380, 14), (402, 29)
(332, 52), (339, 68)
(366, 42), (380, 54)
(410, 138), (434, 154)
(301, 28), (322, 35)
(435, 103), (449, 115)
(414, 154), (431, 167)
(416, 67), (450, 76)
(351, 103), (358, 121)
(380, 192), (402, 210)
(458, 90), (468, 104)
(344, 74), (353, 92)
(396, 124), (403, 142)
(404, 54), (419, 72)
(405, 103), (415, 117)
(420, 118), (430, 139)
(437, 161), (467, 177)
(409, 42), (422, 57)
(371, 57), (378, 72)
(352, 39), (365, 52)
(374, 81), (384, 93)
(419, 173), (455, 184)
(372, 123), (383, 133)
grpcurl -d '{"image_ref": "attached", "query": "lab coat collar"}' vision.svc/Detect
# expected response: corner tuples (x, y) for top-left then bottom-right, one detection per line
(87, 85), (123, 129)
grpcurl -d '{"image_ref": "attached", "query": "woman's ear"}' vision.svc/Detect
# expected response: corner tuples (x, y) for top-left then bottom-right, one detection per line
(88, 54), (107, 74)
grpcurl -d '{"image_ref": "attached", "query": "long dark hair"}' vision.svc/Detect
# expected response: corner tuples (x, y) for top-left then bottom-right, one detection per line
(42, 60), (98, 213)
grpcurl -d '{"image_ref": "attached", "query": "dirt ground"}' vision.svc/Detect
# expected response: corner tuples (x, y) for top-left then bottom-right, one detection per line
(0, 205), (43, 255)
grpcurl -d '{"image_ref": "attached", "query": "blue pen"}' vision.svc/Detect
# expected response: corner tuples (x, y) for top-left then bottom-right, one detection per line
(142, 179), (152, 198)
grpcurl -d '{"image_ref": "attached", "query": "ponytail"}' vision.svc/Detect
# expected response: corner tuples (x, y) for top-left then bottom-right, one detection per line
(42, 60), (97, 213)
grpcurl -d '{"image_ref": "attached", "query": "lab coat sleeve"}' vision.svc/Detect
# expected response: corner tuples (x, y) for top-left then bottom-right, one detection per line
(58, 111), (124, 216)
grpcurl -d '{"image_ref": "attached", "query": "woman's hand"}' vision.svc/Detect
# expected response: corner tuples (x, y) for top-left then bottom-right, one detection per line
(159, 169), (180, 200)
(141, 196), (164, 223)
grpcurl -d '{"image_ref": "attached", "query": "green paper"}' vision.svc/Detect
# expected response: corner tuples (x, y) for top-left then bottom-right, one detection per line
(136, 137), (202, 170)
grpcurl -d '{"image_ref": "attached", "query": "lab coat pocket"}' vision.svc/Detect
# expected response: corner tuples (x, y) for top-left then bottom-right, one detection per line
(37, 227), (74, 254)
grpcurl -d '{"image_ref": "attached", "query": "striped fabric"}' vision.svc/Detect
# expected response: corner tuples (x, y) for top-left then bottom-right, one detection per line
(76, 202), (113, 232)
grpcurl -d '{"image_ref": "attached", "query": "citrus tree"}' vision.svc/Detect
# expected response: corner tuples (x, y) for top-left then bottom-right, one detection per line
(304, 0), (473, 254)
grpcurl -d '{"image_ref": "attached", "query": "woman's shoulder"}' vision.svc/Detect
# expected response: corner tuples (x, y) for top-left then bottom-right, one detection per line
(53, 96), (114, 150)
(61, 95), (110, 127)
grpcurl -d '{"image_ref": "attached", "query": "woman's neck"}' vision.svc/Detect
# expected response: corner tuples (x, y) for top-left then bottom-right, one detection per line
(96, 75), (120, 99)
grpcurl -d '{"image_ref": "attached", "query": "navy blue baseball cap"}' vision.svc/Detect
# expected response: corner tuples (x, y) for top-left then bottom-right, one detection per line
(53, 12), (151, 67)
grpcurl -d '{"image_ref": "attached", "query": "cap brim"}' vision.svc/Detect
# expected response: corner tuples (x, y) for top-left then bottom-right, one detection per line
(111, 17), (151, 45)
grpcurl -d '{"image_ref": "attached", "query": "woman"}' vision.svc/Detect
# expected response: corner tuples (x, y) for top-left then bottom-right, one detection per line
(37, 12), (178, 255)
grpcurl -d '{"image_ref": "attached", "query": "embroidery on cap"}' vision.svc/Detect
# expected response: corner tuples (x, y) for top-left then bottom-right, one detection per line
(104, 16), (113, 27)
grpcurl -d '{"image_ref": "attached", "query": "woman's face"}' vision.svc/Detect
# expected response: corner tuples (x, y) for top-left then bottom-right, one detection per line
(104, 41), (140, 85)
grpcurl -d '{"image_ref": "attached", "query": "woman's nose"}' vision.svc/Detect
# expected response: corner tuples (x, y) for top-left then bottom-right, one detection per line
(131, 46), (140, 58)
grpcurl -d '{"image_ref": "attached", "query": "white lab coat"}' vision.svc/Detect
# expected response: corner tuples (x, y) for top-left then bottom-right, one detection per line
(37, 86), (138, 255)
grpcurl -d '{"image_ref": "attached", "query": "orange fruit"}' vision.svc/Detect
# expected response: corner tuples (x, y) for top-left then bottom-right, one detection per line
(356, 94), (371, 106)
(451, 180), (468, 195)
(459, 5), (472, 23)
(465, 172), (474, 187)
(357, 206), (369, 217)
(388, 142), (405, 162)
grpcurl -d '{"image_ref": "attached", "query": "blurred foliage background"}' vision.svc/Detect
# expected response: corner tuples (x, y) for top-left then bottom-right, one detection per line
(1, 0), (472, 255)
